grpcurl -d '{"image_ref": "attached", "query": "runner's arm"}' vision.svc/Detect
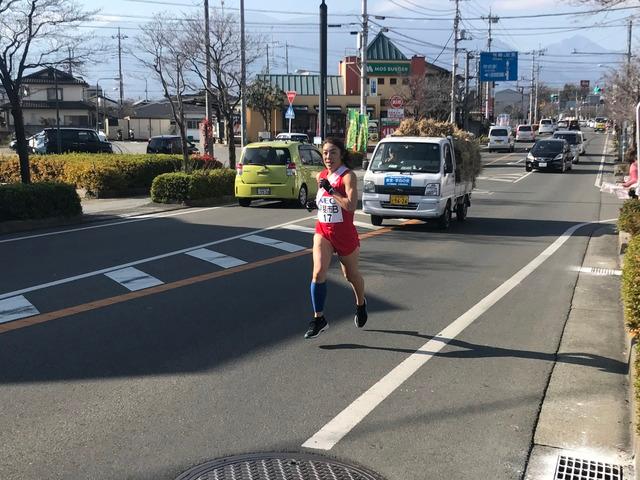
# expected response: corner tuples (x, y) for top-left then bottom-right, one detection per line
(331, 171), (358, 212)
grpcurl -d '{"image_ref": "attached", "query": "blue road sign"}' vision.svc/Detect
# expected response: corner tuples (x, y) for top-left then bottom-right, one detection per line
(480, 51), (518, 82)
(285, 105), (295, 119)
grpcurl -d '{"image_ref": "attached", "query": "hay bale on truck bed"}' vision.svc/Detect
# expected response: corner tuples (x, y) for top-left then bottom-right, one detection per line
(393, 119), (482, 184)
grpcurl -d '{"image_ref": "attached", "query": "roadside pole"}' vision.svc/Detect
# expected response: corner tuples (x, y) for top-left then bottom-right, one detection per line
(286, 90), (296, 134)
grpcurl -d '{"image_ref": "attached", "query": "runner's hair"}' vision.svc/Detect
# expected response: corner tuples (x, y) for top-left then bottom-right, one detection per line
(322, 137), (353, 169)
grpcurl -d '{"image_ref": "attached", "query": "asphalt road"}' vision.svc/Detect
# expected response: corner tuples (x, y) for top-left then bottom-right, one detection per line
(0, 131), (620, 480)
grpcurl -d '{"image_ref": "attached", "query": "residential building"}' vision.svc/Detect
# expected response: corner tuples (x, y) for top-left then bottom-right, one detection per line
(118, 101), (206, 141)
(1, 67), (93, 136)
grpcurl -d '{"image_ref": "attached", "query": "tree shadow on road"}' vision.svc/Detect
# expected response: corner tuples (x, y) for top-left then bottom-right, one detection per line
(319, 329), (627, 374)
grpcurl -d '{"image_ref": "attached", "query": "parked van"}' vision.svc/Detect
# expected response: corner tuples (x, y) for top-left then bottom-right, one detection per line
(488, 126), (514, 152)
(362, 136), (473, 228)
(235, 141), (323, 207)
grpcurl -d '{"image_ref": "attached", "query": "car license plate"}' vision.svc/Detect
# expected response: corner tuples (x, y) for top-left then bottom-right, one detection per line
(256, 187), (271, 195)
(389, 195), (409, 206)
(538, 162), (547, 168)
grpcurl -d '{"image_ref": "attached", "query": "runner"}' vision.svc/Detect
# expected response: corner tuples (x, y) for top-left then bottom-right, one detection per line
(304, 137), (368, 339)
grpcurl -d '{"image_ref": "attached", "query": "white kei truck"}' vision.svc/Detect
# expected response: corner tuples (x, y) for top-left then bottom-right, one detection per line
(362, 136), (473, 229)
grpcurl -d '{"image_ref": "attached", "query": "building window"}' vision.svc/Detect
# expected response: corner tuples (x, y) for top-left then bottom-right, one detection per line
(366, 78), (370, 84)
(402, 78), (409, 85)
(390, 78), (397, 85)
(186, 120), (199, 129)
(47, 88), (63, 101)
(378, 78), (385, 85)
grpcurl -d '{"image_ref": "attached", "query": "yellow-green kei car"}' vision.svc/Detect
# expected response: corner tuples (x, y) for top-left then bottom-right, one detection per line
(235, 141), (324, 207)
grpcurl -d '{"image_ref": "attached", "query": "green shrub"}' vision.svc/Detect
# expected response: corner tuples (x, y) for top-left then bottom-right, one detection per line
(619, 199), (640, 236)
(622, 235), (640, 335)
(151, 169), (235, 204)
(0, 153), (191, 196)
(0, 182), (81, 221)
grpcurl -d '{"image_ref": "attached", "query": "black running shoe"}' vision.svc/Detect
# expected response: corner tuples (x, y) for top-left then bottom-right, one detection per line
(304, 316), (328, 339)
(355, 301), (368, 328)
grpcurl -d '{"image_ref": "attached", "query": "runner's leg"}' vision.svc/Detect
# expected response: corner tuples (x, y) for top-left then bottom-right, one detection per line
(311, 234), (334, 317)
(339, 247), (365, 306)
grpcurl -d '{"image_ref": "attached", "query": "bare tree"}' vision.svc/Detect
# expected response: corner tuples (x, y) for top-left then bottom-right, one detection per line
(0, 0), (94, 183)
(405, 73), (451, 121)
(186, 11), (261, 169)
(246, 77), (283, 136)
(137, 15), (195, 172)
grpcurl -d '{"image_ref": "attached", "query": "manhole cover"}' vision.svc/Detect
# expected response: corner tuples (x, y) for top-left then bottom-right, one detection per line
(554, 455), (624, 480)
(176, 452), (387, 480)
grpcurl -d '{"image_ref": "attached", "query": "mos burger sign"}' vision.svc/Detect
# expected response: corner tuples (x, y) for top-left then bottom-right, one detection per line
(389, 95), (404, 109)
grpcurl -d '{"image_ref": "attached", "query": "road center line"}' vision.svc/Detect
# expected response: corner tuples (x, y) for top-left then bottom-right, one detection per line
(0, 215), (315, 301)
(485, 152), (519, 166)
(302, 218), (615, 451)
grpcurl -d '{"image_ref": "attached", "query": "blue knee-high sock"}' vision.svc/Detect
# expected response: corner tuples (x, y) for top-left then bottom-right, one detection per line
(310, 282), (327, 314)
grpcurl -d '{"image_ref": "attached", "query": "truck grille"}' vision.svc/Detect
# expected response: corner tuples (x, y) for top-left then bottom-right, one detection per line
(380, 202), (419, 210)
(374, 185), (425, 195)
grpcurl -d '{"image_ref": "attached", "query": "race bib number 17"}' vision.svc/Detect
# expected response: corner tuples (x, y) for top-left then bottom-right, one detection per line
(317, 196), (343, 223)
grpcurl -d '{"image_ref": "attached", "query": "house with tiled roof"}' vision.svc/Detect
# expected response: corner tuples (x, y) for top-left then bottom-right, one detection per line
(2, 67), (94, 136)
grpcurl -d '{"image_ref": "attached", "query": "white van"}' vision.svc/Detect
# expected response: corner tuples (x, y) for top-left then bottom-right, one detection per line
(362, 136), (473, 228)
(538, 118), (556, 135)
(488, 126), (514, 152)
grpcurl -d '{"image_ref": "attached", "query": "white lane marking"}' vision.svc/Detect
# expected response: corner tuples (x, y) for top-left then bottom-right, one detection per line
(186, 248), (248, 269)
(104, 267), (164, 291)
(476, 176), (514, 183)
(594, 132), (609, 188)
(514, 171), (533, 183)
(242, 234), (306, 253)
(485, 152), (518, 165)
(353, 220), (382, 230)
(507, 158), (525, 165)
(0, 216), (315, 301)
(302, 218), (616, 451)
(281, 224), (316, 234)
(0, 295), (40, 324)
(472, 189), (494, 195)
(0, 205), (232, 245)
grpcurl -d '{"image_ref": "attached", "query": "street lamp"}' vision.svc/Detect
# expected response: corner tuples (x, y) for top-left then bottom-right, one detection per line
(95, 77), (119, 136)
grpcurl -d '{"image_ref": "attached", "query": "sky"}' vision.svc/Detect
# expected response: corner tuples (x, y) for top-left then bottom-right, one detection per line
(73, 0), (640, 100)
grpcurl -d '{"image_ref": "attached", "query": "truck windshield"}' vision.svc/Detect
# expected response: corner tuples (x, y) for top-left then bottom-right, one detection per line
(370, 142), (441, 173)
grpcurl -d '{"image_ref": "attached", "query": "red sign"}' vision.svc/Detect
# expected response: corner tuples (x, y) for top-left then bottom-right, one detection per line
(286, 91), (297, 104)
(381, 126), (397, 138)
(389, 95), (404, 109)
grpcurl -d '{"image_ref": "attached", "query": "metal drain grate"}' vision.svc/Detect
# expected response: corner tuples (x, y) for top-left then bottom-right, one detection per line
(554, 455), (623, 480)
(176, 452), (387, 480)
(578, 267), (622, 276)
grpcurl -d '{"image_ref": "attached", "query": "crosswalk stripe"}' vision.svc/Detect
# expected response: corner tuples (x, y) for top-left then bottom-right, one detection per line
(104, 267), (164, 292)
(281, 224), (316, 234)
(353, 220), (381, 230)
(242, 234), (306, 253)
(0, 295), (40, 324)
(186, 248), (247, 268)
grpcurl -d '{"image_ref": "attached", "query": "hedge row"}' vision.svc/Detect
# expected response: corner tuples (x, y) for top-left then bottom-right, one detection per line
(0, 153), (218, 197)
(0, 182), (81, 221)
(151, 169), (235, 204)
(619, 199), (640, 237)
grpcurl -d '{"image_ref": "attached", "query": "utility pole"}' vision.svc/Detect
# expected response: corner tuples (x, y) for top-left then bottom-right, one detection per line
(360, 0), (368, 116)
(204, 0), (214, 157)
(628, 19), (633, 67)
(528, 54), (535, 124)
(464, 50), (473, 131)
(112, 27), (128, 108)
(320, 0), (327, 141)
(481, 11), (499, 122)
(240, 0), (247, 149)
(266, 44), (270, 74)
(450, 0), (461, 124)
(534, 63), (541, 123)
(285, 42), (289, 74)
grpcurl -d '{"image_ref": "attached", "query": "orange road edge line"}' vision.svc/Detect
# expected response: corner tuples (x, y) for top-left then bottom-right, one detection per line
(0, 222), (404, 335)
